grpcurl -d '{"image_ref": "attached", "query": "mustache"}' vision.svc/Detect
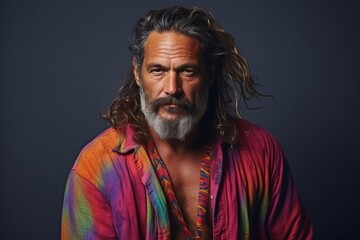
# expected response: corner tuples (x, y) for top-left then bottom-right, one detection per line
(150, 96), (193, 112)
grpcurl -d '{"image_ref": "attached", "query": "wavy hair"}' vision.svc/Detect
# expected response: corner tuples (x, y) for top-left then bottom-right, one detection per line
(102, 5), (262, 144)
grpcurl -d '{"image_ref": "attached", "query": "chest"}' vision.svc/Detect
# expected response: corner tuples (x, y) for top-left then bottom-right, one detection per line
(167, 160), (200, 221)
(111, 147), (263, 239)
(164, 157), (212, 238)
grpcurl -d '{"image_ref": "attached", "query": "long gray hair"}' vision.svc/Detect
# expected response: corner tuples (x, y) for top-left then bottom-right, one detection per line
(102, 5), (262, 144)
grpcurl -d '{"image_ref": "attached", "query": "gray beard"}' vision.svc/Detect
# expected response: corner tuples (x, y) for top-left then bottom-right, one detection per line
(139, 87), (208, 141)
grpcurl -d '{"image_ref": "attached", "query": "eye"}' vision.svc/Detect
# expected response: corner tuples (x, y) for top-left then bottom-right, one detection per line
(180, 68), (196, 77)
(149, 68), (165, 77)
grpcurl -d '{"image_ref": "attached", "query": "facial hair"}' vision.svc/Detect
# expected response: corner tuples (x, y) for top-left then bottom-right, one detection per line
(139, 86), (208, 141)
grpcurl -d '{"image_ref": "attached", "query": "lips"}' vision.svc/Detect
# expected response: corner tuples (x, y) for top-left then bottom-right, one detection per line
(151, 96), (192, 112)
(164, 104), (182, 114)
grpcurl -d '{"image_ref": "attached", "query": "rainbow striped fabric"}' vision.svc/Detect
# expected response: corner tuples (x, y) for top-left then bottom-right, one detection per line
(61, 119), (313, 239)
(147, 141), (211, 239)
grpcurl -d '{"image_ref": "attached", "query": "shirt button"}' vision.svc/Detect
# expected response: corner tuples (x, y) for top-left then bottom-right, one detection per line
(210, 195), (213, 199)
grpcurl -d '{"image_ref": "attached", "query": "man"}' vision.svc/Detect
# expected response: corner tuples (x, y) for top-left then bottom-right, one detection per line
(61, 5), (313, 239)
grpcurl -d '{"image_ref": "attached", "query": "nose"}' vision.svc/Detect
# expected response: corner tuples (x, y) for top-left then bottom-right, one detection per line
(164, 70), (181, 96)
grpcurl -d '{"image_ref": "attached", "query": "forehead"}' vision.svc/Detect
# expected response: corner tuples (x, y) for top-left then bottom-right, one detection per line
(143, 31), (202, 63)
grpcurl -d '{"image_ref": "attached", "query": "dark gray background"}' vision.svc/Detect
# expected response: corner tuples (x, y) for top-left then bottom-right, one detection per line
(1, 0), (359, 239)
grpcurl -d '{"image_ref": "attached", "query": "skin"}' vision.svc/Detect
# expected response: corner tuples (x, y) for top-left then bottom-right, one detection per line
(134, 31), (207, 120)
(133, 31), (213, 239)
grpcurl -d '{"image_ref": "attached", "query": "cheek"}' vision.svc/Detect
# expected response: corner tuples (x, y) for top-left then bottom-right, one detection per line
(141, 82), (162, 101)
(183, 82), (204, 102)
(139, 74), (156, 97)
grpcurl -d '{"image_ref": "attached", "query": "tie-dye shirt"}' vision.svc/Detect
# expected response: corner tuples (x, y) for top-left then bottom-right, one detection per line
(61, 119), (313, 239)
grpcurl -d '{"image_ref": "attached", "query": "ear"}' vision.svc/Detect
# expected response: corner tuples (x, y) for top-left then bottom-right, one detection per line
(132, 57), (140, 86)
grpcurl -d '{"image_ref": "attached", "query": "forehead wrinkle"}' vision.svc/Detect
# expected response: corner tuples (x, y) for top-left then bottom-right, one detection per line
(144, 31), (201, 61)
(147, 44), (198, 59)
(151, 51), (197, 60)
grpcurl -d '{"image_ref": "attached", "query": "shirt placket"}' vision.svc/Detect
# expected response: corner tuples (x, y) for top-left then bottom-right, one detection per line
(210, 142), (225, 238)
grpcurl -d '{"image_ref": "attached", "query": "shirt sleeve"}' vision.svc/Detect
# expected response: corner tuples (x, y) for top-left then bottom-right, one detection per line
(266, 143), (313, 240)
(61, 170), (117, 240)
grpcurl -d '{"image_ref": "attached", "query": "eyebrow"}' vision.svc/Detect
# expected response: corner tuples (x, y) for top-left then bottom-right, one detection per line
(145, 62), (201, 71)
(145, 63), (166, 70)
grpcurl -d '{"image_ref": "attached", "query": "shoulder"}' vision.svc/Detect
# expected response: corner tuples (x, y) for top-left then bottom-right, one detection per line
(75, 127), (120, 165)
(77, 127), (120, 159)
(71, 127), (123, 188)
(231, 119), (285, 167)
(235, 118), (280, 149)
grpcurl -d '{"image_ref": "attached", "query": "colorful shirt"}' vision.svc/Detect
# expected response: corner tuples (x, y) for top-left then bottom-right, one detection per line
(61, 119), (313, 239)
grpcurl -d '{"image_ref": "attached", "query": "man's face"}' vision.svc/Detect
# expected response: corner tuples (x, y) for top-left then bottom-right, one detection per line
(134, 31), (210, 140)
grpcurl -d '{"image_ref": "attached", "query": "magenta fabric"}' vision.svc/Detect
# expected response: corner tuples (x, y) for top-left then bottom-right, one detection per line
(61, 119), (313, 239)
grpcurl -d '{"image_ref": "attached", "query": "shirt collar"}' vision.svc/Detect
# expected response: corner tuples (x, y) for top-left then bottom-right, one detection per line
(112, 123), (225, 157)
(112, 124), (139, 154)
